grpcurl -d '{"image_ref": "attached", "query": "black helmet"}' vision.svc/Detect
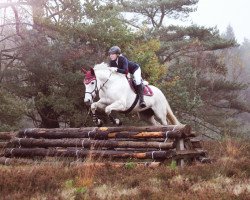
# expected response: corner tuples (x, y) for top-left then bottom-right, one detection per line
(108, 46), (121, 54)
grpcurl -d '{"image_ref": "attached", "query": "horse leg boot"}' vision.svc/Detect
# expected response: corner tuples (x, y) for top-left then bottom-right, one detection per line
(91, 101), (105, 126)
(136, 84), (146, 108)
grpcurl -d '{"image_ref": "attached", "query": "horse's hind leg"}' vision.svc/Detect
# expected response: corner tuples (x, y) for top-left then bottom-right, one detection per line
(148, 116), (161, 126)
(151, 108), (168, 125)
(138, 109), (160, 126)
(108, 113), (122, 126)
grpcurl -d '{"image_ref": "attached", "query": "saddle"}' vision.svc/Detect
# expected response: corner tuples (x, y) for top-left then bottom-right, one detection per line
(128, 79), (154, 96)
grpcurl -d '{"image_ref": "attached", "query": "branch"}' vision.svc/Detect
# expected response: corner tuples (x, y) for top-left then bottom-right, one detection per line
(0, 2), (29, 9)
(1, 47), (20, 53)
(121, 18), (141, 30)
(0, 56), (16, 82)
(182, 113), (223, 137)
(0, 22), (34, 29)
(47, 6), (69, 19)
(1, 53), (22, 60)
(44, 4), (58, 22)
(10, 5), (25, 40)
(0, 34), (17, 43)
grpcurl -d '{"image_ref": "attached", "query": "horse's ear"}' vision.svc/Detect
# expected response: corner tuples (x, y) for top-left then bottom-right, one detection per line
(90, 68), (95, 76)
(81, 67), (87, 74)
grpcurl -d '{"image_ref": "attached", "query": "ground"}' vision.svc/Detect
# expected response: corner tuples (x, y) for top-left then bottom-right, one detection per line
(0, 139), (249, 200)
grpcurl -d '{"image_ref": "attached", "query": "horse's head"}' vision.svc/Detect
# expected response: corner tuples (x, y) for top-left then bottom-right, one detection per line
(83, 62), (124, 105)
(83, 68), (97, 105)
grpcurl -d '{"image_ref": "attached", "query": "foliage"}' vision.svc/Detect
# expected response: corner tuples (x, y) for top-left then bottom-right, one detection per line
(0, 0), (248, 133)
(119, 0), (199, 28)
(0, 0), (133, 128)
(126, 39), (166, 84)
(161, 61), (203, 115)
(0, 89), (25, 131)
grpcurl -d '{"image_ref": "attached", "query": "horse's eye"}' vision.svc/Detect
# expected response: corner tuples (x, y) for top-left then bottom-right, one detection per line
(91, 82), (95, 85)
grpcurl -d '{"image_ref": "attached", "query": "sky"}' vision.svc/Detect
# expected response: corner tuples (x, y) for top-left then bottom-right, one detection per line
(189, 0), (250, 44)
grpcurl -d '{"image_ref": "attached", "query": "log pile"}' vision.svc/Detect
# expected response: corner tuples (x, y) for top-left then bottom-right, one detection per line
(0, 125), (210, 166)
(0, 132), (16, 156)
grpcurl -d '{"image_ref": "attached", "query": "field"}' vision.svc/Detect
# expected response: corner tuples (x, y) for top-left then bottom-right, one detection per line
(0, 139), (249, 200)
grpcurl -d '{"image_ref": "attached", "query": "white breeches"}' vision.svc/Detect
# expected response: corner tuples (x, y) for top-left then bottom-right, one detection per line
(133, 68), (142, 85)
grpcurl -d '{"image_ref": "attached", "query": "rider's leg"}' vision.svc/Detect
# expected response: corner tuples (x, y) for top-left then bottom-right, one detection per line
(133, 68), (146, 108)
(135, 84), (146, 108)
(137, 111), (160, 125)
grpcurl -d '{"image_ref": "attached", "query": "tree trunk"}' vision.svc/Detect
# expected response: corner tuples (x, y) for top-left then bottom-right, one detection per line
(38, 106), (60, 128)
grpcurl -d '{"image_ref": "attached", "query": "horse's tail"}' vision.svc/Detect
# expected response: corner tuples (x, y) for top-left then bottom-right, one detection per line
(166, 102), (181, 125)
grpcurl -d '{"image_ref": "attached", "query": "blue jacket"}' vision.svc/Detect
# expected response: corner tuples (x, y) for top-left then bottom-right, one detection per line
(109, 55), (139, 74)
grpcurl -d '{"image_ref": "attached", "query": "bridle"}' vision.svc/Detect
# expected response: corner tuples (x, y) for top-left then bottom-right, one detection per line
(84, 70), (113, 100)
(84, 78), (98, 100)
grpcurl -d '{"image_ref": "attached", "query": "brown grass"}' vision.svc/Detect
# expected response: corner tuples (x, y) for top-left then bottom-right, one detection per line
(0, 139), (249, 200)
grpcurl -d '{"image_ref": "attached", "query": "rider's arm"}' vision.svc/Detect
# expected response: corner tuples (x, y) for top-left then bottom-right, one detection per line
(117, 56), (128, 74)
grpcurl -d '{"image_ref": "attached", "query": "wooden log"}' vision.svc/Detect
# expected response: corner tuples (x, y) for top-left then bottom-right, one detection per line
(0, 157), (33, 165)
(190, 138), (202, 149)
(176, 138), (185, 167)
(18, 125), (193, 139)
(18, 125), (190, 134)
(0, 142), (8, 148)
(9, 138), (174, 150)
(175, 150), (206, 159)
(0, 132), (16, 140)
(4, 148), (176, 160)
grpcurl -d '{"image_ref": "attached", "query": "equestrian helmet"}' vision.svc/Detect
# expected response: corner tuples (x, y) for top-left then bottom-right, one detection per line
(108, 46), (121, 55)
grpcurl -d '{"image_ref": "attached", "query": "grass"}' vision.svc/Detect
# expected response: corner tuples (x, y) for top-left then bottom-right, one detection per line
(0, 139), (249, 200)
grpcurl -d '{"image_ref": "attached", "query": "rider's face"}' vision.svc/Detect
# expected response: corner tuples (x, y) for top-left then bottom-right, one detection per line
(109, 53), (118, 60)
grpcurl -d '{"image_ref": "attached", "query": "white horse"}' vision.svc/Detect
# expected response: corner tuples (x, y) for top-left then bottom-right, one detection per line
(83, 62), (181, 126)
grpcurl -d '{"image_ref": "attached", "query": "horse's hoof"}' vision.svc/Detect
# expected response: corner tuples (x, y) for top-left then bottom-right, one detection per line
(96, 119), (103, 127)
(115, 119), (122, 126)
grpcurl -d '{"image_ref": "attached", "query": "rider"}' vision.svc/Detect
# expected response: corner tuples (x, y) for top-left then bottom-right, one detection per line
(108, 46), (146, 108)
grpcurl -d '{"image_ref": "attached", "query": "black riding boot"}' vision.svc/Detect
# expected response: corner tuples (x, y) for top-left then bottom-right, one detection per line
(136, 84), (146, 108)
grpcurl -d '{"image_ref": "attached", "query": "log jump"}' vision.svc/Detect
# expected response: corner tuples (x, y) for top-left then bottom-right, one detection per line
(0, 125), (209, 167)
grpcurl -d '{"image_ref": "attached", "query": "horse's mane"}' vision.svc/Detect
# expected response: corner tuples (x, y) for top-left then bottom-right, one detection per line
(93, 62), (125, 79)
(93, 62), (109, 70)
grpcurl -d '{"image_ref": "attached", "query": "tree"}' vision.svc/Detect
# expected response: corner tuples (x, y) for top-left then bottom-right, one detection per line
(0, 0), (134, 128)
(0, 0), (248, 134)
(117, 0), (243, 135)
(0, 89), (25, 131)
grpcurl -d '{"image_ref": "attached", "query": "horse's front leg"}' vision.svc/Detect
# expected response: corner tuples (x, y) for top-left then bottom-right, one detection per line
(105, 100), (126, 126)
(91, 99), (107, 126)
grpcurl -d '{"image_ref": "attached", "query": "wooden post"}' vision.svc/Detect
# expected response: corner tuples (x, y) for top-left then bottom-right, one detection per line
(176, 138), (185, 167)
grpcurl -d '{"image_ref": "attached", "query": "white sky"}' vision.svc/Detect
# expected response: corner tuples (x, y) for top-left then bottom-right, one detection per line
(189, 0), (250, 44)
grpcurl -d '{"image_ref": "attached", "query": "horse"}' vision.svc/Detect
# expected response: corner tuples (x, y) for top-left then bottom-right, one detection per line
(83, 62), (181, 126)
